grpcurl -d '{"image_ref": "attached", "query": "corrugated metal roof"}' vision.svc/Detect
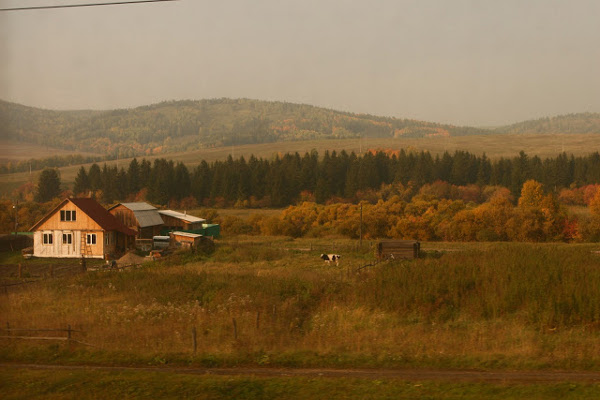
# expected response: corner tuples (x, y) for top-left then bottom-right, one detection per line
(171, 231), (203, 238)
(158, 210), (206, 223)
(120, 202), (157, 211)
(133, 210), (164, 228)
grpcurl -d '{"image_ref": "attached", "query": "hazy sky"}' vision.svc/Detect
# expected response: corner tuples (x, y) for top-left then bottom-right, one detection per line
(1, 0), (599, 126)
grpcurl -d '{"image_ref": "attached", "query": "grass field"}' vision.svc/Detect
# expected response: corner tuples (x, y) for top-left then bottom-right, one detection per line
(3, 239), (600, 370)
(0, 140), (99, 162)
(3, 238), (600, 397)
(1, 133), (599, 196)
(2, 367), (599, 400)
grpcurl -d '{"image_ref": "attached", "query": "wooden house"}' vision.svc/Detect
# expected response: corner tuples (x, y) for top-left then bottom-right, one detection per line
(158, 210), (206, 231)
(376, 240), (420, 260)
(30, 198), (136, 259)
(108, 202), (164, 239)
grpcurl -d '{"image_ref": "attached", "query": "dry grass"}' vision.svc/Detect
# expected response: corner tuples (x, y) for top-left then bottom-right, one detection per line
(2, 239), (600, 370)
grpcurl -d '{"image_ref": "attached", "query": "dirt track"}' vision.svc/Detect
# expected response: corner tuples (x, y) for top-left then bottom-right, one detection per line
(3, 363), (600, 383)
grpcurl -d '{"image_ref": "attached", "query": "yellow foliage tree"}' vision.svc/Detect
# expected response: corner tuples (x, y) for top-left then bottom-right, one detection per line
(518, 180), (544, 209)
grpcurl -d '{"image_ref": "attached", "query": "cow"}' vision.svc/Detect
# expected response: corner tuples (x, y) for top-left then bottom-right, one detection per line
(320, 254), (341, 266)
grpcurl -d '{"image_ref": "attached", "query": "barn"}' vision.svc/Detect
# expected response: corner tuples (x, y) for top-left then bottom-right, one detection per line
(30, 198), (136, 259)
(108, 202), (164, 239)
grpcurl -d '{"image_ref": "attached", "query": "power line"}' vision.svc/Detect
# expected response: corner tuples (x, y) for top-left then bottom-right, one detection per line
(0, 0), (179, 12)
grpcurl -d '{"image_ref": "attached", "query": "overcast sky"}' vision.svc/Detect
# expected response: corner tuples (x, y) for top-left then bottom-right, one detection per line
(1, 0), (599, 126)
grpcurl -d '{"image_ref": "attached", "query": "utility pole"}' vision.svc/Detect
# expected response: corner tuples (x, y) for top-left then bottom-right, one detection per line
(359, 203), (363, 248)
(13, 201), (18, 235)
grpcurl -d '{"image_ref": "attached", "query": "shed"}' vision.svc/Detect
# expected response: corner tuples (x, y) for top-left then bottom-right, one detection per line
(376, 240), (420, 260)
(158, 210), (206, 231)
(170, 231), (203, 249)
(108, 202), (164, 239)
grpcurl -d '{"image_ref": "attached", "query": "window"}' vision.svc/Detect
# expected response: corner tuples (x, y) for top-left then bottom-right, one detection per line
(60, 210), (77, 222)
(43, 233), (53, 245)
(62, 233), (72, 245)
(86, 233), (97, 245)
(105, 233), (111, 245)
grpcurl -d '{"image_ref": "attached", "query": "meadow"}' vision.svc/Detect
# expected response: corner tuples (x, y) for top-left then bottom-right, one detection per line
(2, 367), (599, 400)
(1, 133), (599, 196)
(2, 238), (600, 372)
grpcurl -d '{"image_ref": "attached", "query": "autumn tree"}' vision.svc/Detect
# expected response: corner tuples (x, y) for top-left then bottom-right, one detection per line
(518, 179), (544, 208)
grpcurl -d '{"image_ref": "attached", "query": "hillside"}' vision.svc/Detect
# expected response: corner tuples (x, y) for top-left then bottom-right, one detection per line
(0, 99), (491, 158)
(495, 112), (600, 135)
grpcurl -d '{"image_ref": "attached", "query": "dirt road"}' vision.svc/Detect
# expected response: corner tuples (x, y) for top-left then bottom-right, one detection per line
(3, 363), (600, 383)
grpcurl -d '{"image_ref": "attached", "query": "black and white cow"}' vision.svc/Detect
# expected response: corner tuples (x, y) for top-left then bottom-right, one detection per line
(320, 254), (341, 266)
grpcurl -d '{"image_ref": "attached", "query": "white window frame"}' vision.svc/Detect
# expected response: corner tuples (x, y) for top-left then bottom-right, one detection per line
(62, 232), (72, 245)
(43, 233), (53, 245)
(86, 233), (97, 245)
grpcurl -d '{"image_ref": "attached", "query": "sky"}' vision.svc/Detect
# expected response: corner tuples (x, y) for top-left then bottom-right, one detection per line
(1, 0), (599, 126)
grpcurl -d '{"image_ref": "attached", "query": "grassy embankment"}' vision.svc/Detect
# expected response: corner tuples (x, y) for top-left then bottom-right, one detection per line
(1, 133), (598, 196)
(2, 238), (600, 371)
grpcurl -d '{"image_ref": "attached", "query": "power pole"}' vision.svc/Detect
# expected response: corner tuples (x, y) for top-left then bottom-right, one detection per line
(359, 203), (363, 248)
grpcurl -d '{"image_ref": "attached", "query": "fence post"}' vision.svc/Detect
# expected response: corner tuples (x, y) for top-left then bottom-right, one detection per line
(67, 324), (72, 350)
(232, 318), (238, 340)
(192, 326), (197, 354)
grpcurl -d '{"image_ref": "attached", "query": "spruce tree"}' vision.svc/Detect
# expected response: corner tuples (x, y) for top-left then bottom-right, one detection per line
(35, 168), (61, 202)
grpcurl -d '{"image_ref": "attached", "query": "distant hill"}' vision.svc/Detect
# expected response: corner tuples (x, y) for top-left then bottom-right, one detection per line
(495, 112), (600, 135)
(0, 99), (491, 157)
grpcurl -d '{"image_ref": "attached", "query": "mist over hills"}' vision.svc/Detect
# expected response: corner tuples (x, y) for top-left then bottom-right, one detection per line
(1, 98), (598, 159)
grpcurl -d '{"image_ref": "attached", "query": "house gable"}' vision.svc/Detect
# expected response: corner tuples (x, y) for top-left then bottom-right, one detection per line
(34, 200), (104, 232)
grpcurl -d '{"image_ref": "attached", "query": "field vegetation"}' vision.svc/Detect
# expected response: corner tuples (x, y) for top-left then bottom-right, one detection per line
(3, 238), (600, 373)
(2, 367), (599, 400)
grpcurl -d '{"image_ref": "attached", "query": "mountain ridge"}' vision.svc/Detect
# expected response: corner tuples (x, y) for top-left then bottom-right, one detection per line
(1, 98), (598, 158)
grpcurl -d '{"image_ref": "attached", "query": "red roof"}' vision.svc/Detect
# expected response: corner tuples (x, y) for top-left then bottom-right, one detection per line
(30, 198), (137, 236)
(70, 198), (137, 235)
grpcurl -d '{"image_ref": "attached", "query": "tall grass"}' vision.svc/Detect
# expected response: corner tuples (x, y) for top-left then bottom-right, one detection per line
(2, 240), (600, 369)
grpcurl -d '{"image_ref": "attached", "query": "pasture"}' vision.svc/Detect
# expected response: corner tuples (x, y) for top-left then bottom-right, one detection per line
(2, 238), (600, 372)
(1, 133), (599, 196)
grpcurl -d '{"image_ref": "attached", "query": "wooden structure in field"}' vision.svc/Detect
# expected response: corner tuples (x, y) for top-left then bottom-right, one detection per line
(158, 210), (206, 231)
(376, 240), (420, 260)
(108, 202), (164, 239)
(170, 231), (203, 249)
(30, 198), (136, 259)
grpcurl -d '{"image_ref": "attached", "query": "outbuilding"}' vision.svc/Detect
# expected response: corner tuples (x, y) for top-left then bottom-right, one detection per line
(108, 202), (164, 239)
(376, 240), (420, 260)
(158, 210), (206, 231)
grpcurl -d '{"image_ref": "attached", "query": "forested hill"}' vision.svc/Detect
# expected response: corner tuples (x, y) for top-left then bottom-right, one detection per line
(495, 112), (600, 135)
(0, 99), (490, 157)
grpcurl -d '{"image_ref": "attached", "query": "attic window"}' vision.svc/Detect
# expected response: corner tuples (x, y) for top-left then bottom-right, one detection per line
(60, 210), (77, 222)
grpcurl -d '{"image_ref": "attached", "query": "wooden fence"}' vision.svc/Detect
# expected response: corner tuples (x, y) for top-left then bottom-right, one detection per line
(1, 323), (94, 348)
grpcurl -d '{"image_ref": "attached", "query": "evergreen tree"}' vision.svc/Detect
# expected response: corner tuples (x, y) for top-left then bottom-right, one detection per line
(35, 168), (61, 202)
(73, 166), (90, 195)
(88, 163), (102, 191)
(127, 158), (141, 196)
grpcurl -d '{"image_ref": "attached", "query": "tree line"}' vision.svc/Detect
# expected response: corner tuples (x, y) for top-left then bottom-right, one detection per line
(67, 150), (600, 207)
